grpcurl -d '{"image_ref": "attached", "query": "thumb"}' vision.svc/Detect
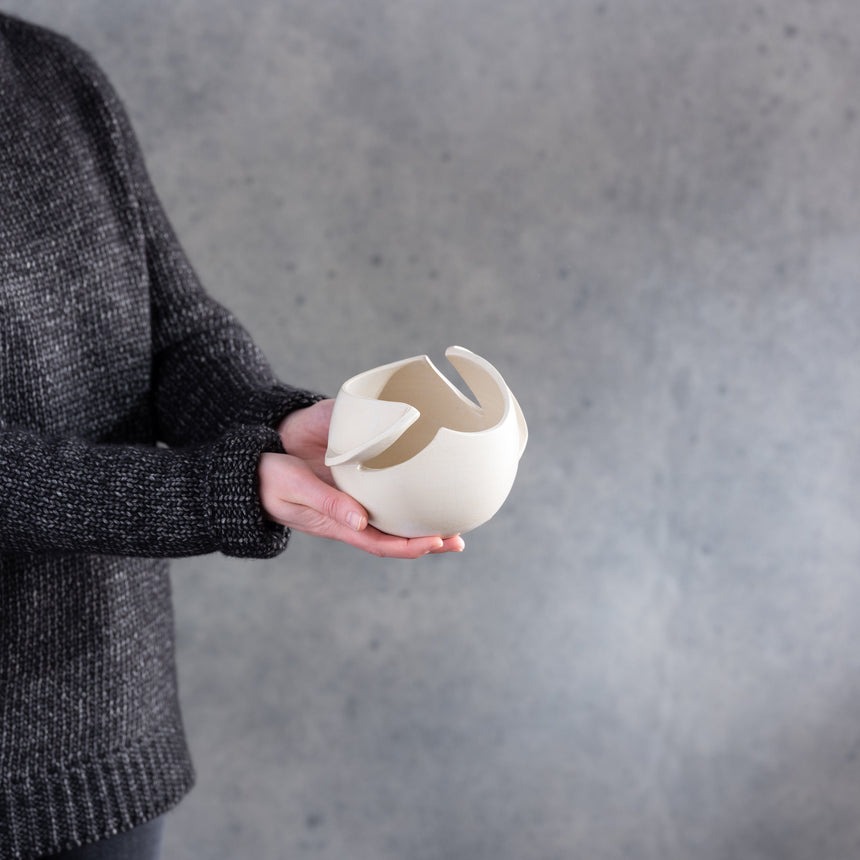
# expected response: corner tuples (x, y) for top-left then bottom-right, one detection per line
(260, 452), (368, 532)
(334, 497), (368, 533)
(291, 460), (369, 532)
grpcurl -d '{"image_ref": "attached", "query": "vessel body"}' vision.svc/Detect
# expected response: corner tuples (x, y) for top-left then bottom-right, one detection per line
(325, 346), (528, 538)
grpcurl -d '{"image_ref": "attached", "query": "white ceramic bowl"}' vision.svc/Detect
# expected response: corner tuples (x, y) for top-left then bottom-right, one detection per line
(325, 346), (528, 538)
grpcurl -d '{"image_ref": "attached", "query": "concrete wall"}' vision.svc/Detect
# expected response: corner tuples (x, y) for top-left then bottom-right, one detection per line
(6, 2), (860, 858)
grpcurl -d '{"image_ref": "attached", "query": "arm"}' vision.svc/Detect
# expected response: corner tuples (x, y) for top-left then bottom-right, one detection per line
(0, 423), (287, 558)
(97, 52), (321, 445)
(0, 414), (464, 560)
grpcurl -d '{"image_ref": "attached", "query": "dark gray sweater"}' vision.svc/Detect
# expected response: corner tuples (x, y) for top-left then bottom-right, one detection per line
(0, 14), (322, 858)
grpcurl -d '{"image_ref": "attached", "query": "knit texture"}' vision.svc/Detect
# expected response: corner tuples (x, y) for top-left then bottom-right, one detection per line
(0, 14), (323, 858)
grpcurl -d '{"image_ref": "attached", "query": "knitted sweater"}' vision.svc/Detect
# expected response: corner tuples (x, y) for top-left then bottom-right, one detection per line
(0, 14), (322, 858)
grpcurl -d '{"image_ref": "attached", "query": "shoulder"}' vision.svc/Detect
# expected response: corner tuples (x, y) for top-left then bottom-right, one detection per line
(1, 12), (99, 73)
(0, 13), (142, 192)
(0, 13), (124, 119)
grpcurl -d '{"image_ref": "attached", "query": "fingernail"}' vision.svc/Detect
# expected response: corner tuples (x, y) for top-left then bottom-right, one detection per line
(424, 539), (445, 555)
(346, 512), (366, 531)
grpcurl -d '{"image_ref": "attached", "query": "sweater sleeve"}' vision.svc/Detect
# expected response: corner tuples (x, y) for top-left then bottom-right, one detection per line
(142, 177), (326, 445)
(0, 423), (291, 558)
(81, 39), (325, 445)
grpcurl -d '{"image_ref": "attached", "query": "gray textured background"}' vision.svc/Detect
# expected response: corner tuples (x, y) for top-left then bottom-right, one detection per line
(7, 2), (860, 858)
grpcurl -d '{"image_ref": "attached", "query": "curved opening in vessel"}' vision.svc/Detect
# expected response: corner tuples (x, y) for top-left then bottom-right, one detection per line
(361, 356), (506, 469)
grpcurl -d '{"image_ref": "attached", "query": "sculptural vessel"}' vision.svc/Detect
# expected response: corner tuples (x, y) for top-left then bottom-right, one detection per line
(325, 346), (528, 538)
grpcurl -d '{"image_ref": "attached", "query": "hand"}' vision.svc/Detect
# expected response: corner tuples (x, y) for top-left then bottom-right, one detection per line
(258, 400), (465, 559)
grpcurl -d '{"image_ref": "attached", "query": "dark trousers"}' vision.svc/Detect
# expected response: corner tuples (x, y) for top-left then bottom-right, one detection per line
(44, 817), (165, 860)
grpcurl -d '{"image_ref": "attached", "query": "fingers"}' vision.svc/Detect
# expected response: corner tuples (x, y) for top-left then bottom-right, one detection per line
(432, 535), (466, 554)
(342, 527), (465, 559)
(280, 502), (464, 559)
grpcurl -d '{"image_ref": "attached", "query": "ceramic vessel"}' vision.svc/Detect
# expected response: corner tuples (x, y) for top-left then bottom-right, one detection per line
(325, 346), (528, 538)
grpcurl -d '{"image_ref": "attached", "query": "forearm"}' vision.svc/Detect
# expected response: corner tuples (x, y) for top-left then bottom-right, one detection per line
(0, 425), (289, 558)
(151, 319), (324, 445)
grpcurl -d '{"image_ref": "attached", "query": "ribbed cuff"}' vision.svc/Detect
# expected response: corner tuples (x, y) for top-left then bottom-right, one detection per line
(205, 424), (292, 558)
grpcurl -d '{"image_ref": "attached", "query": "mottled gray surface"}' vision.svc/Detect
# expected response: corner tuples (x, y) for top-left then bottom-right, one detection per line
(6, 1), (860, 858)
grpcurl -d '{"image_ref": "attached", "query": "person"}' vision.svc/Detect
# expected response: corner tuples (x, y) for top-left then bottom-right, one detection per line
(0, 12), (463, 859)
